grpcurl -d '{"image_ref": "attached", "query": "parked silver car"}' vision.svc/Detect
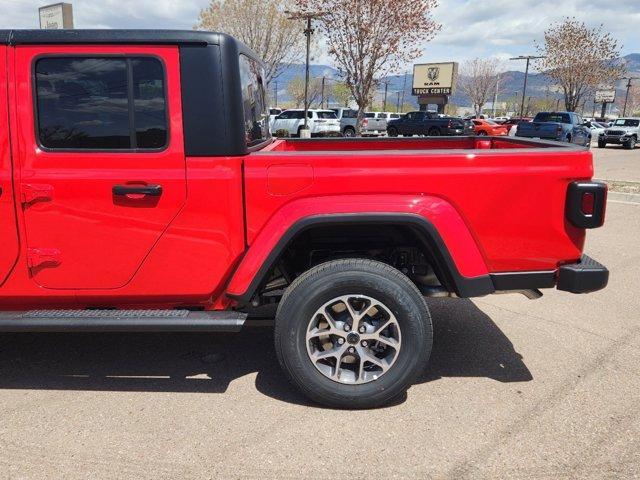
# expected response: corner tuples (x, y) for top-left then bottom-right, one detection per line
(598, 118), (640, 149)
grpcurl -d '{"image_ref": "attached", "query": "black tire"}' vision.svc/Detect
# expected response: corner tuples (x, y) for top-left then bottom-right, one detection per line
(387, 126), (399, 137)
(343, 127), (356, 137)
(625, 136), (637, 150)
(275, 259), (432, 409)
(598, 139), (607, 148)
(428, 127), (440, 136)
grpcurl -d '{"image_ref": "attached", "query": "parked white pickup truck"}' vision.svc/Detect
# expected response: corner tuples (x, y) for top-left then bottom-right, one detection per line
(362, 111), (401, 136)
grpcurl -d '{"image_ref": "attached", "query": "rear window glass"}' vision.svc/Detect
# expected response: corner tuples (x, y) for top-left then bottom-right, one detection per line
(317, 111), (337, 119)
(35, 57), (168, 150)
(365, 112), (376, 118)
(534, 113), (571, 124)
(239, 54), (270, 146)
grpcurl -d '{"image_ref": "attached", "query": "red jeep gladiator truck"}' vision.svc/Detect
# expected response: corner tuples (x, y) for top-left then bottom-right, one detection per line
(0, 30), (608, 408)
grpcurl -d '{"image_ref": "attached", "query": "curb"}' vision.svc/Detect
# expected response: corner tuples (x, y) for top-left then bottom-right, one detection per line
(607, 191), (640, 204)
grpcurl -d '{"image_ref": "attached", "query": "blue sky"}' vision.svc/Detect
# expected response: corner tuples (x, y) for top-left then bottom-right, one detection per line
(2, 0), (638, 72)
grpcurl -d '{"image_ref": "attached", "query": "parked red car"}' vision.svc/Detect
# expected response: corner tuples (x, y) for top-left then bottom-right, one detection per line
(472, 119), (509, 136)
(0, 30), (609, 408)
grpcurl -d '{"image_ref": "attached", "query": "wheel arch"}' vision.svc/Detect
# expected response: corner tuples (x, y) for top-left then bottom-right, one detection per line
(226, 202), (494, 303)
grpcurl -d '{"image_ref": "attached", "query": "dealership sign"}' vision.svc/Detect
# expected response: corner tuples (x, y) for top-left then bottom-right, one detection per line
(39, 3), (74, 30)
(412, 62), (458, 95)
(595, 90), (616, 103)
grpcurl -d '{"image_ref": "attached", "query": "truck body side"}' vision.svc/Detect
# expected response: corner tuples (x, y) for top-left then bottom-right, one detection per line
(0, 30), (607, 313)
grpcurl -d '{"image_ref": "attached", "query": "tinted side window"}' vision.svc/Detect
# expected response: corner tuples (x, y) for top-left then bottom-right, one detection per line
(132, 58), (167, 149)
(35, 57), (167, 150)
(239, 54), (269, 146)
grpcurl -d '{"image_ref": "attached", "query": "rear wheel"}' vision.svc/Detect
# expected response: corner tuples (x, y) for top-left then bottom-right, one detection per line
(387, 126), (399, 137)
(343, 127), (356, 137)
(428, 127), (441, 136)
(275, 259), (432, 409)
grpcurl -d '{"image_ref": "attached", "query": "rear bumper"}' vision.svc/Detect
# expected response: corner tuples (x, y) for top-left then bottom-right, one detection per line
(489, 255), (608, 295)
(557, 255), (609, 294)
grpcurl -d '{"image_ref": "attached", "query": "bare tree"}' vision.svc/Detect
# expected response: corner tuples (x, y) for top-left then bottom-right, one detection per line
(535, 18), (625, 112)
(459, 58), (501, 117)
(296, 0), (440, 133)
(287, 75), (323, 108)
(196, 0), (304, 84)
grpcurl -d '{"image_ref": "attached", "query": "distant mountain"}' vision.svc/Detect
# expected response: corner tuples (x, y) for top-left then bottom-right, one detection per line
(623, 53), (640, 73)
(273, 53), (640, 110)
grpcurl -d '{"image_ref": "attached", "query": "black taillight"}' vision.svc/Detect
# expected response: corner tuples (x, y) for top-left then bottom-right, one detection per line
(566, 181), (607, 228)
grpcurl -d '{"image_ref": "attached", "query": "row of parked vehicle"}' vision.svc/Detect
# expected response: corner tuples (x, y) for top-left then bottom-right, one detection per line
(268, 108), (403, 137)
(269, 108), (480, 138)
(268, 107), (639, 149)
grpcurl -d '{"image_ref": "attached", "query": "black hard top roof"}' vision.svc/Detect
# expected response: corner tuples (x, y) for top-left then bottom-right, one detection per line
(0, 29), (226, 46)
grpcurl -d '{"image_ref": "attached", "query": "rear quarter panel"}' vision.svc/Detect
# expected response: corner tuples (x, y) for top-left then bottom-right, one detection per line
(242, 145), (592, 274)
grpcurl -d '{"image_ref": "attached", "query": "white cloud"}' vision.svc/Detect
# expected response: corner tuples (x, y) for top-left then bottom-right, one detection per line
(0, 0), (638, 72)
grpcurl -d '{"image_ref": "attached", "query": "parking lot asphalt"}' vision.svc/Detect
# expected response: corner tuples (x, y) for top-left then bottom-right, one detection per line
(592, 143), (640, 183)
(0, 164), (639, 480)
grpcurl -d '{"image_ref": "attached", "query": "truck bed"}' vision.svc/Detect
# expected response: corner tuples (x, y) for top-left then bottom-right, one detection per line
(261, 136), (581, 152)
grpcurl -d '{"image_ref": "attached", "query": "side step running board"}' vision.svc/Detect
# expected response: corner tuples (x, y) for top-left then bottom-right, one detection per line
(0, 310), (247, 333)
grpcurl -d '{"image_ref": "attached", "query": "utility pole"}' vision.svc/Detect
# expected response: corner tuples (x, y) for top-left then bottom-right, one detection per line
(274, 80), (278, 108)
(510, 55), (545, 118)
(321, 77), (325, 109)
(383, 81), (388, 111)
(400, 73), (407, 113)
(396, 91), (400, 113)
(622, 78), (635, 117)
(285, 10), (326, 133)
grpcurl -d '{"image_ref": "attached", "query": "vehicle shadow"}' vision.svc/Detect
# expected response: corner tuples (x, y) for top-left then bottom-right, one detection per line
(0, 299), (531, 407)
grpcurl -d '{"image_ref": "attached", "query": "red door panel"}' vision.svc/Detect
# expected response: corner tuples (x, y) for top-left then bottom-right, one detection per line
(0, 46), (19, 286)
(14, 45), (186, 289)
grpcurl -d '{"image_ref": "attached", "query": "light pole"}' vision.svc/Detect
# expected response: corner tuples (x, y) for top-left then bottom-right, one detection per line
(285, 10), (326, 133)
(382, 80), (389, 111)
(492, 75), (500, 117)
(510, 55), (545, 117)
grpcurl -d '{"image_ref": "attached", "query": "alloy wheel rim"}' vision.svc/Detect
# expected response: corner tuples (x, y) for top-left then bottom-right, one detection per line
(305, 295), (402, 384)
